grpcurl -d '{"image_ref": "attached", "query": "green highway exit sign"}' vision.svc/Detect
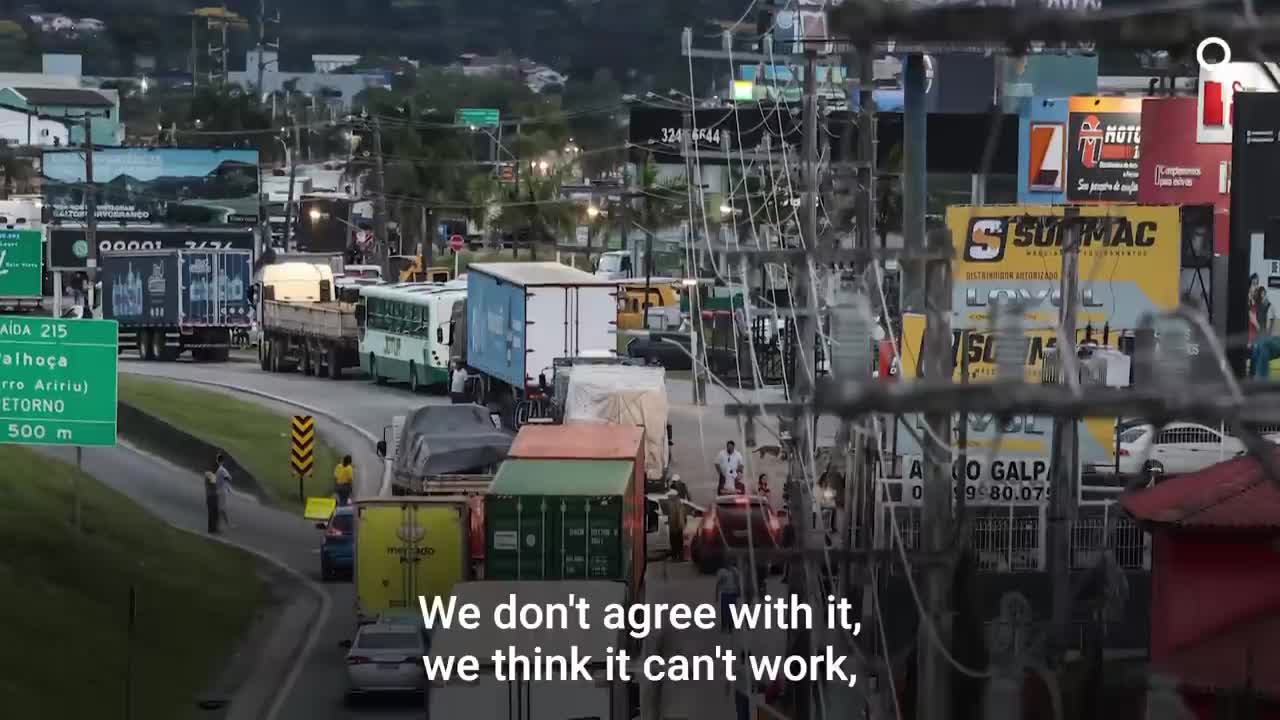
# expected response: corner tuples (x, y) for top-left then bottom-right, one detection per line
(0, 229), (42, 297)
(0, 316), (118, 447)
(455, 108), (500, 127)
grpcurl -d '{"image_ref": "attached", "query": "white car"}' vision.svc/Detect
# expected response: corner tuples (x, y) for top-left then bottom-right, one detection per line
(1111, 422), (1246, 477)
(345, 623), (427, 696)
(645, 493), (705, 559)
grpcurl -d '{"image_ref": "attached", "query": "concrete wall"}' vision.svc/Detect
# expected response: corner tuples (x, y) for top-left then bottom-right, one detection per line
(118, 401), (268, 501)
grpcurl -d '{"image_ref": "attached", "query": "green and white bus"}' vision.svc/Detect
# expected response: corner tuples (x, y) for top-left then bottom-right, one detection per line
(357, 283), (464, 392)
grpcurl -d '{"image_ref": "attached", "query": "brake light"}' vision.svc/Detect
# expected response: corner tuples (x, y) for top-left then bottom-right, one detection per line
(1118, 448), (1129, 457)
(347, 655), (372, 665)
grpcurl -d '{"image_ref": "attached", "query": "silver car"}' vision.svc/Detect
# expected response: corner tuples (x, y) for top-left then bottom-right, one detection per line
(346, 624), (427, 696)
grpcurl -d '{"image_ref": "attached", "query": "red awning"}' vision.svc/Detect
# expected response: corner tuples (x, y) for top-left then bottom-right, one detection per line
(1120, 451), (1280, 531)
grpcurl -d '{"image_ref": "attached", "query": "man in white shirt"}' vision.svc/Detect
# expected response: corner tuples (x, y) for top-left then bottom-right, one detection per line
(714, 440), (744, 495)
(450, 361), (469, 403)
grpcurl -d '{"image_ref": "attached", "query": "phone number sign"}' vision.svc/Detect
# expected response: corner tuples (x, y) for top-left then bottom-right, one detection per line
(895, 455), (1051, 506)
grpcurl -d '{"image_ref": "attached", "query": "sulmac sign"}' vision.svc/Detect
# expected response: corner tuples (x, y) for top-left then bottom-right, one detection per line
(946, 204), (1182, 331)
(1197, 62), (1280, 144)
(0, 316), (118, 447)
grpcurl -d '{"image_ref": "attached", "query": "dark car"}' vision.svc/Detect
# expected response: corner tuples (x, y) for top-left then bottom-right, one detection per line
(690, 495), (782, 574)
(318, 505), (355, 581)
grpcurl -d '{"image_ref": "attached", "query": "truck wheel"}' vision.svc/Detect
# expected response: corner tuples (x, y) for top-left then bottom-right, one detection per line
(211, 348), (229, 362)
(192, 349), (207, 362)
(139, 330), (153, 361)
(269, 341), (283, 373)
(258, 340), (270, 371)
(408, 361), (420, 393)
(301, 346), (314, 376)
(328, 347), (342, 379)
(150, 332), (166, 361)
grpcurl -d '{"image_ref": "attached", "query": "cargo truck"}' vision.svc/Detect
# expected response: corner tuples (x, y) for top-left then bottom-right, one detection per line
(256, 261), (361, 378)
(353, 497), (471, 625)
(427, 580), (632, 720)
(558, 364), (672, 489)
(102, 247), (252, 361)
(484, 422), (645, 597)
(379, 404), (513, 569)
(462, 262), (618, 428)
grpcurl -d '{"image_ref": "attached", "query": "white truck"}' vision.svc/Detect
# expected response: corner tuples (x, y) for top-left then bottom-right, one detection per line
(427, 580), (632, 720)
(257, 261), (361, 378)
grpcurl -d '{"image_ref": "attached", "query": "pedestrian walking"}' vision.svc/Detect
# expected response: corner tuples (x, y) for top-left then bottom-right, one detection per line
(334, 455), (354, 505)
(714, 440), (744, 496)
(450, 361), (469, 404)
(214, 453), (232, 528)
(666, 489), (685, 561)
(203, 471), (220, 534)
(715, 563), (742, 633)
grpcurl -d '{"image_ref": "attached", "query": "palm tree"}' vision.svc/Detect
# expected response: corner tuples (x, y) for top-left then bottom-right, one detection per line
(493, 168), (579, 260)
(622, 157), (690, 277)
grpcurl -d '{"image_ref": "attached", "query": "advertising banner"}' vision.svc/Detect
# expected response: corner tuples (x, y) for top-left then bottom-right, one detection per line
(41, 148), (259, 226)
(946, 204), (1182, 332)
(898, 454), (1052, 507)
(1196, 62), (1279, 145)
(1018, 97), (1069, 204)
(1137, 97), (1232, 255)
(1066, 96), (1142, 203)
(50, 227), (255, 270)
(1228, 92), (1280, 375)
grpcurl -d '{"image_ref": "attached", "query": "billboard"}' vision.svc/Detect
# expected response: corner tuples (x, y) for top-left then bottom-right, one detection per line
(1017, 97), (1068, 204)
(50, 226), (255, 270)
(946, 204), (1182, 332)
(1229, 92), (1280, 375)
(1137, 97), (1232, 255)
(41, 148), (259, 226)
(1066, 96), (1142, 203)
(1197, 62), (1280, 145)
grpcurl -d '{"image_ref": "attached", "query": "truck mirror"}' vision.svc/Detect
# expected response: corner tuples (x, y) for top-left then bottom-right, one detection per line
(376, 440), (387, 458)
(436, 327), (444, 343)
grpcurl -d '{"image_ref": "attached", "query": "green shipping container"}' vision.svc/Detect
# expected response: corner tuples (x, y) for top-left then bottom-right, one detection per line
(484, 458), (641, 590)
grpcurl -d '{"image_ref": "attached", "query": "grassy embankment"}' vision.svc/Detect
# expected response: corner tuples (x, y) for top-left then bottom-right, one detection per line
(118, 376), (341, 509)
(0, 446), (264, 719)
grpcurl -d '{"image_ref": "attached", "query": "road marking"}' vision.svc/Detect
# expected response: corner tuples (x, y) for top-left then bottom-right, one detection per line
(118, 370), (394, 497)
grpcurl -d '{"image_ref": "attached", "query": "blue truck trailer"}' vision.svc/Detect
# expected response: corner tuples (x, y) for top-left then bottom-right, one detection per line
(461, 262), (619, 425)
(102, 247), (253, 362)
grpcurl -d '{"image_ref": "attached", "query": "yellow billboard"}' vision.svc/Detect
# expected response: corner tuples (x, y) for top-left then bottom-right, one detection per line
(945, 204), (1182, 331)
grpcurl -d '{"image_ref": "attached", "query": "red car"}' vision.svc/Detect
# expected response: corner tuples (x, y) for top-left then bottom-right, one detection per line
(690, 495), (782, 574)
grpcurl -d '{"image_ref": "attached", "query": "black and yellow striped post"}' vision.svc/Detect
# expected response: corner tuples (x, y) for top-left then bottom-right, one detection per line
(290, 415), (315, 502)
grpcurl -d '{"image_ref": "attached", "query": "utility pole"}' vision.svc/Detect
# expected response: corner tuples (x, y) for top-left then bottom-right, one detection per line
(282, 121), (298, 253)
(916, 228), (954, 720)
(682, 109), (707, 406)
(1049, 206), (1082, 658)
(84, 116), (96, 312)
(372, 117), (391, 280)
(255, 0), (279, 102)
(900, 54), (928, 313)
(784, 46), (821, 720)
(856, 44), (876, 253)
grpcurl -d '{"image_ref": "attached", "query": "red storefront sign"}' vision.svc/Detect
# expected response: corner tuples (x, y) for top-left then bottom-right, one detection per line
(1138, 97), (1232, 254)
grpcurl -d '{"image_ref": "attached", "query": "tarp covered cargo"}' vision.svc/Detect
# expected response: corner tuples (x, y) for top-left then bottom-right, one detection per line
(562, 365), (669, 480)
(393, 404), (513, 479)
(509, 421), (645, 466)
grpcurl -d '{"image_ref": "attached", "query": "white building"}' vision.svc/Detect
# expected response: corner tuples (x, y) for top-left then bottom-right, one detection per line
(312, 54), (360, 74)
(0, 106), (70, 146)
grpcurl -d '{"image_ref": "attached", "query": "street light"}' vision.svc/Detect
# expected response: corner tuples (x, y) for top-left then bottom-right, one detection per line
(587, 205), (600, 218)
(538, 160), (549, 172)
(309, 208), (323, 222)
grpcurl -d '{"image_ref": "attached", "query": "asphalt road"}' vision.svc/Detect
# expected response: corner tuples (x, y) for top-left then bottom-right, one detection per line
(117, 359), (808, 720)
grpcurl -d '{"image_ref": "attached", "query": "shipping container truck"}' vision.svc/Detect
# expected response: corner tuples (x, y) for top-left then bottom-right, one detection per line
(462, 262), (618, 427)
(484, 452), (644, 597)
(102, 247), (252, 361)
(353, 497), (471, 625)
(380, 404), (513, 568)
(256, 261), (361, 378)
(427, 580), (632, 720)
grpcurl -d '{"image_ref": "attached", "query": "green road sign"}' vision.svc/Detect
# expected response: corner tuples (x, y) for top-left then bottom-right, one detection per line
(455, 108), (500, 127)
(0, 229), (42, 297)
(0, 316), (118, 447)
